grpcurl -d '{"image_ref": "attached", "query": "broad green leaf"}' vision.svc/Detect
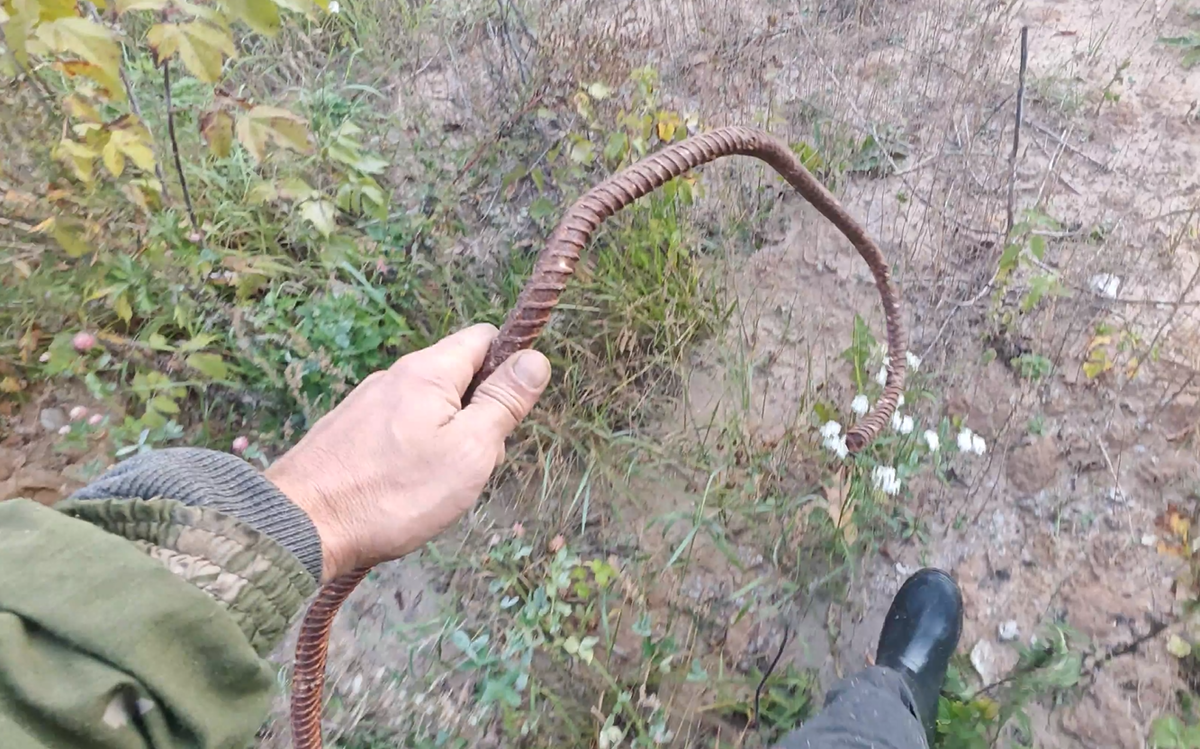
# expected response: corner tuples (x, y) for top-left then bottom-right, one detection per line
(149, 395), (180, 415)
(116, 0), (168, 12)
(187, 352), (229, 379)
(278, 176), (316, 201)
(199, 109), (234, 157)
(603, 130), (628, 162)
(1167, 634), (1192, 658)
(113, 293), (133, 322)
(218, 0), (280, 35)
(235, 105), (312, 162)
(3, 0), (34, 65)
(299, 199), (337, 237)
(36, 0), (80, 23)
(36, 18), (120, 71)
(586, 81), (612, 99)
(146, 21), (236, 83)
(122, 178), (163, 212)
(54, 60), (124, 101)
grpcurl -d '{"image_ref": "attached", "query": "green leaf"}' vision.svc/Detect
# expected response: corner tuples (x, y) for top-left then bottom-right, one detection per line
(1167, 634), (1192, 658)
(199, 109), (234, 158)
(235, 105), (313, 163)
(529, 197), (556, 220)
(246, 180), (278, 204)
(1029, 234), (1046, 260)
(114, 293), (133, 322)
(603, 130), (628, 162)
(47, 217), (94, 258)
(146, 22), (236, 83)
(299, 199), (337, 237)
(278, 176), (317, 201)
(35, 18), (120, 72)
(586, 81), (613, 99)
(218, 0), (280, 35)
(149, 395), (180, 415)
(186, 352), (229, 379)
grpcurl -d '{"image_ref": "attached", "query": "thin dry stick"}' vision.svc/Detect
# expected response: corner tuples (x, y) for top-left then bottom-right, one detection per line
(162, 60), (199, 233)
(1004, 26), (1029, 240)
(122, 65), (168, 187)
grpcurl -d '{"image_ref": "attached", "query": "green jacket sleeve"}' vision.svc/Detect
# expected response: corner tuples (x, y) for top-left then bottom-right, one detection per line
(0, 448), (322, 749)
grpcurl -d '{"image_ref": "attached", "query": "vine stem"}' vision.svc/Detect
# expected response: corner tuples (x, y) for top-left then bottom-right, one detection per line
(162, 60), (199, 233)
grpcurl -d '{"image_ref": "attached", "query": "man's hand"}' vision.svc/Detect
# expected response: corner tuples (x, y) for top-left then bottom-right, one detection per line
(265, 324), (551, 582)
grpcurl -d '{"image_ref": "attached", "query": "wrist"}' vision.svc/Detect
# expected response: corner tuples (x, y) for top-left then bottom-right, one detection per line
(264, 465), (351, 584)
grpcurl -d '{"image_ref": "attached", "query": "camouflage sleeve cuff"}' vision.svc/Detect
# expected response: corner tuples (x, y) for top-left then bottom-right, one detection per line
(58, 447), (324, 656)
(55, 496), (317, 656)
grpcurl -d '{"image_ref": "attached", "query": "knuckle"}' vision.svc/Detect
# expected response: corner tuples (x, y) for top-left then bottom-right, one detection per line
(477, 380), (526, 423)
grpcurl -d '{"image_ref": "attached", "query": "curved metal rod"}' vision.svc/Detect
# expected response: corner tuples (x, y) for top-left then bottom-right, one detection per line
(290, 125), (907, 749)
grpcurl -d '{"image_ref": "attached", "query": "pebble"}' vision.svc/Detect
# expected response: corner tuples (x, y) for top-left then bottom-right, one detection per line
(1142, 534), (1158, 548)
(971, 639), (998, 683)
(998, 620), (1020, 642)
(39, 408), (67, 432)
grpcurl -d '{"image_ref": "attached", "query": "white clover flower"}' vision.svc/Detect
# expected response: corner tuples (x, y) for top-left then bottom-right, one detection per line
(891, 410), (903, 431)
(957, 427), (975, 452)
(971, 433), (987, 456)
(820, 420), (842, 439)
(923, 430), (940, 452)
(899, 415), (914, 435)
(897, 393), (905, 408)
(823, 434), (849, 459)
(906, 351), (921, 371)
(876, 365), (888, 386)
(851, 394), (869, 416)
(872, 465), (901, 495)
(328, 0), (340, 12)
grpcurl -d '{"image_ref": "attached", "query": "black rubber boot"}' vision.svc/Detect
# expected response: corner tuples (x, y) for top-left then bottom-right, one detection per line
(875, 568), (964, 743)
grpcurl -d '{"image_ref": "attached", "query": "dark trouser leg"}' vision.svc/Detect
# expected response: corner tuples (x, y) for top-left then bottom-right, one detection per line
(772, 666), (928, 749)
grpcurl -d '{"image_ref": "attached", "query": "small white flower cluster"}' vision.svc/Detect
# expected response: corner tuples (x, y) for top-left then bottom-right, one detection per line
(328, 0), (340, 12)
(872, 465), (901, 495)
(875, 350), (922, 386)
(957, 427), (987, 456)
(850, 394), (869, 416)
(820, 420), (848, 459)
(923, 429), (940, 452)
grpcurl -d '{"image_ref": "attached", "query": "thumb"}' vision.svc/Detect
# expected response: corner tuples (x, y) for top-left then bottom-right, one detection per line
(454, 349), (551, 447)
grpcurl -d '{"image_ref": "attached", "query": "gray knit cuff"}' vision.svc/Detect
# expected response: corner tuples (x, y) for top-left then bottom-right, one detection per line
(71, 447), (323, 582)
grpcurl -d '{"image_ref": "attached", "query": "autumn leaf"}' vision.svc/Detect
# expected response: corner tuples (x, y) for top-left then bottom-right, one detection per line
(146, 21), (236, 83)
(63, 94), (102, 123)
(101, 118), (157, 177)
(54, 59), (124, 101)
(3, 1), (34, 65)
(116, 0), (168, 12)
(37, 216), (95, 257)
(35, 18), (120, 72)
(54, 138), (98, 184)
(218, 0), (280, 35)
(186, 352), (229, 380)
(122, 178), (163, 213)
(299, 199), (337, 237)
(245, 180), (278, 204)
(37, 0), (81, 21)
(199, 109), (235, 157)
(235, 105), (313, 163)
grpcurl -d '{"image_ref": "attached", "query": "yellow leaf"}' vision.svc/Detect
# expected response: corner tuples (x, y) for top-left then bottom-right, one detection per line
(116, 0), (168, 12)
(35, 17), (120, 71)
(299, 199), (337, 237)
(0, 377), (24, 393)
(146, 21), (236, 83)
(122, 178), (163, 213)
(278, 176), (316, 201)
(235, 105), (313, 163)
(656, 111), (682, 142)
(113, 293), (133, 322)
(63, 93), (102, 123)
(36, 0), (79, 23)
(107, 116), (157, 172)
(3, 0), (34, 65)
(245, 180), (278, 204)
(272, 0), (315, 12)
(102, 136), (125, 176)
(54, 138), (97, 184)
(1168, 634), (1192, 659)
(1170, 513), (1191, 541)
(175, 0), (231, 28)
(218, 0), (280, 35)
(199, 109), (234, 157)
(48, 217), (95, 257)
(54, 59), (124, 101)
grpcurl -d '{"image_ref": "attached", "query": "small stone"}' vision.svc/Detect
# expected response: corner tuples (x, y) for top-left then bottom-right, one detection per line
(998, 620), (1020, 642)
(1142, 534), (1158, 548)
(971, 639), (998, 683)
(895, 562), (914, 577)
(39, 408), (67, 432)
